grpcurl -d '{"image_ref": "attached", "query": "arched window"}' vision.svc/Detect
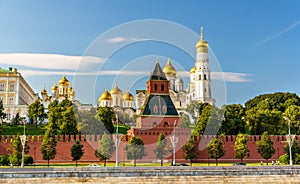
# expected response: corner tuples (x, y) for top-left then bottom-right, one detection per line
(199, 75), (201, 80)
(161, 84), (164, 91)
(153, 105), (158, 113)
(204, 74), (207, 80)
(154, 84), (158, 91)
(164, 122), (169, 127)
(153, 122), (158, 127)
(162, 105), (167, 113)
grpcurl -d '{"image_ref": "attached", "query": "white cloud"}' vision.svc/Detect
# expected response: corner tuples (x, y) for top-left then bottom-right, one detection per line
(259, 19), (300, 45)
(106, 37), (137, 43)
(0, 53), (104, 70)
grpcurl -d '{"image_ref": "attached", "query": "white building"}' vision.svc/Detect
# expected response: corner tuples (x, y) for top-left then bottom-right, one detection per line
(0, 67), (37, 123)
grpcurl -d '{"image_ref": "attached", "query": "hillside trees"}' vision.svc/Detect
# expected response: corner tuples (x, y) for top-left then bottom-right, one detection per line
(28, 100), (46, 128)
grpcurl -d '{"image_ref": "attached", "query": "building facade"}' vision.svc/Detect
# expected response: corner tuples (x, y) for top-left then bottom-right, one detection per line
(0, 67), (37, 123)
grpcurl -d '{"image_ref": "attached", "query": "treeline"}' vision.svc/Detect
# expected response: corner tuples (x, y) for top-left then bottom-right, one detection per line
(190, 92), (300, 136)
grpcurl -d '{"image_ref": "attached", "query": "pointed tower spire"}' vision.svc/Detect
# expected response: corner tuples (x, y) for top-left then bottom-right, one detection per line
(156, 56), (159, 64)
(200, 26), (204, 40)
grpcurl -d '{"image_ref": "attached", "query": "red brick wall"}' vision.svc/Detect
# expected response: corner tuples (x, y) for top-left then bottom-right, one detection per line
(0, 135), (293, 164)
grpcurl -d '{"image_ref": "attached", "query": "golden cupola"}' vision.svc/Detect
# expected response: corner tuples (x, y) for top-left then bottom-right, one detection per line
(41, 87), (48, 96)
(52, 83), (58, 91)
(110, 83), (122, 95)
(99, 89), (112, 102)
(58, 76), (69, 86)
(68, 87), (74, 95)
(163, 57), (177, 77)
(196, 27), (208, 53)
(123, 91), (134, 101)
(190, 65), (196, 73)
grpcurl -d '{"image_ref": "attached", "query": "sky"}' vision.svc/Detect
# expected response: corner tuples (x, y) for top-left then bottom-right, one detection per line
(0, 0), (299, 106)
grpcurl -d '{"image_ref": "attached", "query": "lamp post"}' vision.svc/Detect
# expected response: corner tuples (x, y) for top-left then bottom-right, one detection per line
(19, 121), (26, 168)
(114, 114), (119, 167)
(169, 121), (178, 166)
(283, 116), (293, 166)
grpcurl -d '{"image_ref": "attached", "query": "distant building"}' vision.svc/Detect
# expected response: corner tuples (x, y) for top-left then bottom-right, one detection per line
(136, 28), (215, 116)
(0, 67), (37, 123)
(98, 83), (135, 117)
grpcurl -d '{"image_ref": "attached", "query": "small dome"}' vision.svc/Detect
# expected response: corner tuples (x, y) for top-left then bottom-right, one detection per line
(52, 83), (58, 90)
(110, 83), (122, 95)
(123, 91), (134, 101)
(163, 57), (177, 77)
(99, 89), (112, 102)
(175, 76), (183, 84)
(196, 27), (208, 53)
(41, 88), (48, 95)
(58, 76), (69, 86)
(190, 66), (196, 73)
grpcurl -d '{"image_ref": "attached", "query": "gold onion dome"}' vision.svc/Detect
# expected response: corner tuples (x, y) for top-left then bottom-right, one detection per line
(99, 89), (112, 102)
(41, 88), (48, 95)
(163, 57), (177, 77)
(58, 76), (69, 86)
(196, 27), (208, 53)
(110, 83), (122, 95)
(190, 66), (196, 73)
(52, 83), (58, 90)
(123, 91), (134, 101)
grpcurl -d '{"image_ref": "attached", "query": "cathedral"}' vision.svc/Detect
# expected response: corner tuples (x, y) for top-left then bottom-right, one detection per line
(136, 28), (215, 115)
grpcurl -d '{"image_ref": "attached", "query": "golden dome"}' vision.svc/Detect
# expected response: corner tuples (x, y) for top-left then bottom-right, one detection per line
(58, 76), (69, 86)
(163, 57), (177, 77)
(196, 27), (208, 53)
(110, 83), (122, 95)
(190, 66), (196, 73)
(123, 91), (134, 101)
(99, 89), (112, 102)
(52, 83), (58, 90)
(41, 88), (48, 95)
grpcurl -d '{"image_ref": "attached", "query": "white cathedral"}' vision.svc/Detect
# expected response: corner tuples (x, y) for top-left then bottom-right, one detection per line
(98, 28), (215, 116)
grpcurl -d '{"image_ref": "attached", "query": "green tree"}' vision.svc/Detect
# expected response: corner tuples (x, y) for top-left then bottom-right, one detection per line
(256, 132), (275, 165)
(28, 100), (46, 128)
(71, 140), (84, 167)
(207, 138), (226, 166)
(0, 100), (6, 124)
(154, 133), (168, 166)
(125, 136), (146, 166)
(40, 121), (57, 167)
(220, 104), (246, 135)
(95, 133), (115, 167)
(60, 106), (78, 135)
(180, 113), (190, 128)
(234, 134), (249, 163)
(284, 138), (300, 164)
(182, 137), (198, 166)
(11, 134), (30, 166)
(284, 105), (300, 135)
(96, 107), (114, 134)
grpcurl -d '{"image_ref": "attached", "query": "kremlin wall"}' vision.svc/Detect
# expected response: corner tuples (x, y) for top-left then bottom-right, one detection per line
(0, 134), (290, 163)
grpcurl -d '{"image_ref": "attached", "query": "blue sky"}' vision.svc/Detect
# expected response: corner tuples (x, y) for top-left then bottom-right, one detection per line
(0, 0), (299, 106)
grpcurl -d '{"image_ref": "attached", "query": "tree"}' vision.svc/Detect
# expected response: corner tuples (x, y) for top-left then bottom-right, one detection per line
(11, 134), (30, 166)
(284, 105), (300, 135)
(154, 133), (168, 166)
(60, 106), (78, 135)
(182, 137), (198, 166)
(180, 113), (190, 128)
(95, 133), (115, 167)
(207, 138), (225, 166)
(125, 136), (146, 166)
(234, 134), (249, 163)
(71, 140), (84, 167)
(11, 112), (23, 125)
(256, 132), (275, 165)
(284, 138), (300, 164)
(220, 104), (246, 135)
(0, 100), (6, 124)
(96, 107), (114, 134)
(40, 122), (57, 167)
(28, 100), (46, 128)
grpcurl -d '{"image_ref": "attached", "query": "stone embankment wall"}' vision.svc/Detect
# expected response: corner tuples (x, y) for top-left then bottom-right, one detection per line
(1, 166), (300, 184)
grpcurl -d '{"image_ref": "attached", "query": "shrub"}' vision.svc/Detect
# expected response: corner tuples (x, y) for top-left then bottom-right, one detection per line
(24, 155), (34, 165)
(0, 155), (9, 166)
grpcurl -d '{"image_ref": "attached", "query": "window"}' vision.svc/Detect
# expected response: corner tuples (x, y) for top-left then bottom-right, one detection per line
(204, 74), (207, 80)
(153, 122), (158, 127)
(162, 105), (167, 113)
(9, 97), (14, 105)
(0, 83), (4, 91)
(9, 83), (14, 92)
(164, 122), (169, 127)
(161, 84), (164, 91)
(153, 105), (158, 113)
(154, 84), (158, 91)
(199, 75), (201, 80)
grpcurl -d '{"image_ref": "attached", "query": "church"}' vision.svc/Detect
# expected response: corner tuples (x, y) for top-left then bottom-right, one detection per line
(136, 28), (215, 116)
